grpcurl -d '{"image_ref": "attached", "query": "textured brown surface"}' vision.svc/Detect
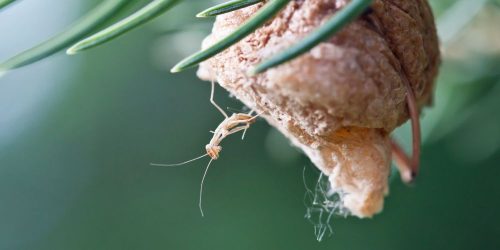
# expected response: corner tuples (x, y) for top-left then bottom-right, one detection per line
(197, 0), (440, 217)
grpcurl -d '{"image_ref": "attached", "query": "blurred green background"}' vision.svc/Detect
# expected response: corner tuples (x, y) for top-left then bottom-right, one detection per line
(1, 0), (499, 249)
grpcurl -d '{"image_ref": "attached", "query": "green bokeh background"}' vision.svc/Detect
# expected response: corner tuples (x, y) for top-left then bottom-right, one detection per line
(1, 1), (499, 249)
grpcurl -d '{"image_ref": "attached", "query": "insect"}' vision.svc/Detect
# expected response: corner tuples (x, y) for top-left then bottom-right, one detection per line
(151, 80), (262, 216)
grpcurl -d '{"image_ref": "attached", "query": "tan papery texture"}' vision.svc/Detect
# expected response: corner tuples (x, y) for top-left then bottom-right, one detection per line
(197, 0), (440, 217)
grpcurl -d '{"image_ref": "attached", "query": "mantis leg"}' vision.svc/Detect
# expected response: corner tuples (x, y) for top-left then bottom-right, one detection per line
(210, 80), (228, 118)
(227, 124), (250, 139)
(241, 111), (265, 139)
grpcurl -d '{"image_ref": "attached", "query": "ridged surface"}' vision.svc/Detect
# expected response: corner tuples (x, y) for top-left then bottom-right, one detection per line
(197, 0), (440, 217)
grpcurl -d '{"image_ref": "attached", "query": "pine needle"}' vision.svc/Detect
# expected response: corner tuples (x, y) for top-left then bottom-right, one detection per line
(249, 0), (373, 75)
(170, 0), (290, 73)
(0, 0), (17, 10)
(0, 0), (130, 73)
(196, 0), (263, 18)
(67, 0), (181, 55)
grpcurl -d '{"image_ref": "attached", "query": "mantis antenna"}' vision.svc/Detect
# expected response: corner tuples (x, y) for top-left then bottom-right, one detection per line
(199, 158), (214, 217)
(150, 153), (208, 167)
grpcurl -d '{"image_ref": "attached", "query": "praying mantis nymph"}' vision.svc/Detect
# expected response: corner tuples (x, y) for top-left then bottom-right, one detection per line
(151, 80), (262, 217)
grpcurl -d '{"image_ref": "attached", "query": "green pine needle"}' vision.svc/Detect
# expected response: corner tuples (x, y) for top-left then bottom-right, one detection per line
(0, 0), (130, 73)
(171, 0), (290, 73)
(67, 0), (181, 55)
(0, 0), (17, 10)
(196, 0), (263, 18)
(250, 0), (373, 75)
